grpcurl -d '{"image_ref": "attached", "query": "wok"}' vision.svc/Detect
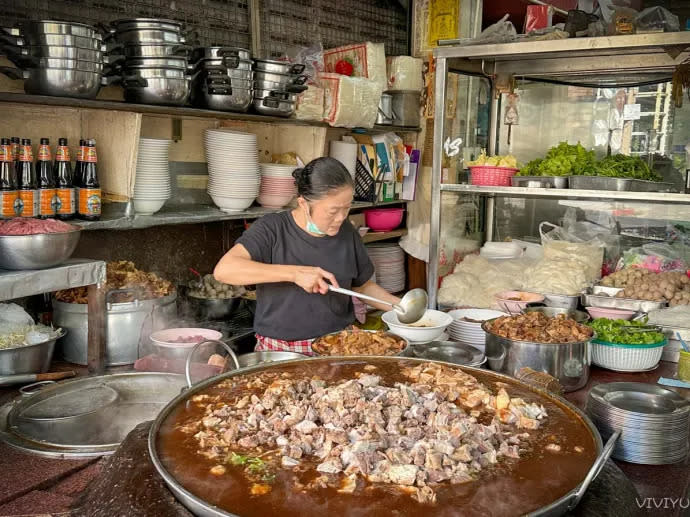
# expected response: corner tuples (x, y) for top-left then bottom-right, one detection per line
(149, 356), (618, 517)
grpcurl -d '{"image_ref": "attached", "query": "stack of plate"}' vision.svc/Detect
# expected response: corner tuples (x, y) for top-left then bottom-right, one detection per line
(586, 382), (690, 465)
(133, 138), (172, 215)
(258, 163), (297, 208)
(447, 309), (507, 351)
(367, 243), (405, 293)
(204, 129), (259, 212)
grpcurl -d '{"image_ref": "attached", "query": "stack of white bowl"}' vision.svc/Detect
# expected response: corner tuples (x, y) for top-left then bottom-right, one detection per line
(204, 129), (259, 212)
(447, 308), (507, 352)
(367, 243), (405, 293)
(258, 163), (297, 208)
(133, 138), (172, 215)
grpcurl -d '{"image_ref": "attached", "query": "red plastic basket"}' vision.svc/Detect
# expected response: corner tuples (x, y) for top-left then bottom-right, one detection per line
(470, 166), (518, 186)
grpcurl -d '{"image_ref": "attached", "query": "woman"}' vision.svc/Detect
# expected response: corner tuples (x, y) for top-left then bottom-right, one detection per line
(214, 157), (401, 354)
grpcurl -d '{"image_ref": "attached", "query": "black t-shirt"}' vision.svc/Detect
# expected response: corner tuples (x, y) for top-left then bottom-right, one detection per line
(236, 211), (375, 341)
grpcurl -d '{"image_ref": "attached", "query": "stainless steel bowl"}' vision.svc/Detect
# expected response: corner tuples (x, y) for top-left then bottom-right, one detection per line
(4, 44), (104, 61)
(0, 67), (105, 98)
(541, 292), (581, 310)
(123, 76), (190, 105)
(254, 58), (305, 75)
(237, 351), (305, 368)
(254, 69), (306, 85)
(17, 20), (102, 39)
(121, 66), (188, 79)
(482, 319), (594, 392)
(252, 96), (295, 117)
(17, 58), (104, 72)
(6, 33), (106, 50)
(121, 43), (190, 58)
(190, 46), (251, 62)
(0, 329), (65, 375)
(124, 56), (190, 69)
(311, 330), (410, 357)
(523, 306), (590, 323)
(112, 29), (185, 45)
(0, 229), (81, 270)
(193, 58), (253, 71)
(191, 82), (252, 112)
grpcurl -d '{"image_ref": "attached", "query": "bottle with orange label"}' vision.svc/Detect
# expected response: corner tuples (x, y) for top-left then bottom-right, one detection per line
(74, 139), (85, 206)
(10, 137), (20, 162)
(77, 139), (101, 220)
(54, 137), (75, 220)
(0, 138), (19, 219)
(17, 138), (38, 218)
(37, 137), (57, 219)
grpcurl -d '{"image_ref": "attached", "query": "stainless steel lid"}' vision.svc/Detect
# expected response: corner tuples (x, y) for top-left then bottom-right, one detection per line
(0, 372), (186, 457)
(411, 341), (486, 366)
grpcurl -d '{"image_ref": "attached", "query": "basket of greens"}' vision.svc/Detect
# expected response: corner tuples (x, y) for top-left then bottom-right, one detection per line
(588, 318), (666, 372)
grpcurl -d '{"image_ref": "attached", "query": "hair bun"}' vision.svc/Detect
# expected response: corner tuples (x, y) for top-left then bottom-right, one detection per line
(292, 167), (304, 181)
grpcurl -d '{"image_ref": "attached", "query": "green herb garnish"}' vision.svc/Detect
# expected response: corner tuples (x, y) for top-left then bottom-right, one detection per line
(588, 318), (664, 345)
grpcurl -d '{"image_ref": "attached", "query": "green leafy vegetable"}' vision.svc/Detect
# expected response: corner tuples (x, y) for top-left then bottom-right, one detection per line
(592, 154), (662, 181)
(588, 318), (664, 345)
(227, 452), (249, 465)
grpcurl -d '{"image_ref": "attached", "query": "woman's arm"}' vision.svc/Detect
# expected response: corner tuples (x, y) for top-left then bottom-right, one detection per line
(352, 280), (401, 312)
(214, 244), (340, 294)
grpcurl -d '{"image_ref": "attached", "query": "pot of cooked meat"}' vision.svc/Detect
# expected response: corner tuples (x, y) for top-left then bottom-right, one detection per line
(149, 356), (617, 517)
(482, 312), (595, 393)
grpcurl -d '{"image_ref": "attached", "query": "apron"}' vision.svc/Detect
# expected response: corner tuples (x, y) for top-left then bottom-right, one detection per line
(255, 325), (356, 356)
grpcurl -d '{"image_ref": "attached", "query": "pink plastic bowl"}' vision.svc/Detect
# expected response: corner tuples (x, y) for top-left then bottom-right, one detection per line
(364, 208), (404, 232)
(586, 307), (636, 320)
(495, 291), (545, 313)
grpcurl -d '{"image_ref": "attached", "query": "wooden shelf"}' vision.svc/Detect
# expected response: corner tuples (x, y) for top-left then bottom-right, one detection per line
(0, 92), (421, 133)
(361, 228), (407, 243)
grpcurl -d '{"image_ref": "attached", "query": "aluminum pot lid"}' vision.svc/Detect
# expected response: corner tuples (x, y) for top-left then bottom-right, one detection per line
(411, 341), (485, 366)
(1, 372), (186, 457)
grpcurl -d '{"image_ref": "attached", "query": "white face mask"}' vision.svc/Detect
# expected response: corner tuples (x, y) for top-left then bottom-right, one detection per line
(304, 205), (326, 236)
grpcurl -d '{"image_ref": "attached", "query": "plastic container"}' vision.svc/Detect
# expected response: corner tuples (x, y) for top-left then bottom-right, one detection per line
(591, 338), (666, 372)
(585, 307), (636, 320)
(469, 166), (518, 187)
(679, 350), (690, 381)
(364, 208), (404, 232)
(495, 291), (545, 313)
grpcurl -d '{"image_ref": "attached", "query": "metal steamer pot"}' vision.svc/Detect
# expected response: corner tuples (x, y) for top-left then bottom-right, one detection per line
(482, 319), (593, 393)
(53, 291), (177, 366)
(148, 356), (618, 517)
(14, 20), (102, 39)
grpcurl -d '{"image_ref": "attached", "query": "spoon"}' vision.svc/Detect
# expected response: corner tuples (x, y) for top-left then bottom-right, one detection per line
(328, 286), (428, 324)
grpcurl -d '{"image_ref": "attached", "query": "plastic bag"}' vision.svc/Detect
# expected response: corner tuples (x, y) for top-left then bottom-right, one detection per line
(617, 243), (688, 273)
(635, 7), (680, 33)
(467, 14), (517, 46)
(539, 222), (605, 284)
(287, 42), (324, 84)
(0, 303), (34, 325)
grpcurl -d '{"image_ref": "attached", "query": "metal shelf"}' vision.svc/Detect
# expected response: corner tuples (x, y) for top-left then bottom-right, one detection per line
(0, 93), (421, 133)
(0, 259), (106, 302)
(439, 184), (690, 203)
(75, 201), (407, 231)
(435, 33), (690, 87)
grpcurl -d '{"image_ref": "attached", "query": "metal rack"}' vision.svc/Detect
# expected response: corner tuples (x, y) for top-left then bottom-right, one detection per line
(428, 32), (690, 309)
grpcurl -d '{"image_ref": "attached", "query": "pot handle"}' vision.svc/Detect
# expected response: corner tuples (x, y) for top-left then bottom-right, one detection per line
(290, 74), (308, 86)
(171, 44), (192, 56)
(0, 33), (24, 47)
(208, 86), (232, 95)
(290, 64), (306, 75)
(1, 46), (37, 68)
(0, 66), (25, 81)
(567, 430), (620, 511)
(285, 83), (308, 94)
(184, 339), (240, 389)
(19, 380), (56, 397)
(222, 55), (240, 69)
(105, 288), (144, 308)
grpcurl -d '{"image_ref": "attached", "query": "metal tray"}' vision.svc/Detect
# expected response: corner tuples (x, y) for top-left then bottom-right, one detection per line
(581, 290), (667, 313)
(569, 176), (677, 192)
(592, 285), (624, 297)
(511, 175), (569, 189)
(539, 292), (581, 310)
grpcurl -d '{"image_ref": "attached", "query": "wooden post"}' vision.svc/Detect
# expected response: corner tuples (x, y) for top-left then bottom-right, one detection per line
(87, 282), (107, 374)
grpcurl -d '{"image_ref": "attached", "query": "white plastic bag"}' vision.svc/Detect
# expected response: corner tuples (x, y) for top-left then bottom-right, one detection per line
(539, 222), (605, 284)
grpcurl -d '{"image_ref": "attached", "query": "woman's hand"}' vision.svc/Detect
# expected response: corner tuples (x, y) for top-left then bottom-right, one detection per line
(293, 266), (339, 294)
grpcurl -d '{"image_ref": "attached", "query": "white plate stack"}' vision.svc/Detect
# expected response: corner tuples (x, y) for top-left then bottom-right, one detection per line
(367, 243), (405, 293)
(204, 129), (259, 212)
(447, 309), (508, 351)
(258, 163), (297, 208)
(133, 138), (172, 215)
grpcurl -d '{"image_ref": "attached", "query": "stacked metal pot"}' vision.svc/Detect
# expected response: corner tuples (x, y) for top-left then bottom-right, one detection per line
(253, 59), (308, 117)
(103, 18), (193, 106)
(0, 20), (108, 99)
(189, 47), (254, 113)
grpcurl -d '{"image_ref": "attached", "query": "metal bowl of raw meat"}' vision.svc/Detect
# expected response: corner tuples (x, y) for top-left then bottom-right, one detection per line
(0, 228), (81, 270)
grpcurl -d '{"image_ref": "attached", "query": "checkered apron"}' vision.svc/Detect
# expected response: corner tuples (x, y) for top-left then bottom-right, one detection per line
(255, 334), (315, 356)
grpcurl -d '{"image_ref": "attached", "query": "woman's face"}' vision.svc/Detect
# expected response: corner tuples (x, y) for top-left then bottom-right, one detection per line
(304, 186), (353, 236)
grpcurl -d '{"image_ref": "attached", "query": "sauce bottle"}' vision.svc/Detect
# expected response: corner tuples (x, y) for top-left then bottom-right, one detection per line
(74, 139), (85, 203)
(54, 138), (75, 220)
(37, 137), (57, 219)
(10, 137), (20, 162)
(17, 138), (38, 218)
(77, 139), (101, 220)
(0, 138), (19, 219)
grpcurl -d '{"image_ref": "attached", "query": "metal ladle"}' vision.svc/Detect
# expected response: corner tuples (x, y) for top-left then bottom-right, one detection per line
(328, 286), (428, 324)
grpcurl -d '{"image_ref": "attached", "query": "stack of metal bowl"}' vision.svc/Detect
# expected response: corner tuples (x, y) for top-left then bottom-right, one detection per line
(0, 20), (107, 99)
(252, 59), (308, 117)
(189, 47), (254, 112)
(103, 18), (192, 106)
(585, 382), (690, 465)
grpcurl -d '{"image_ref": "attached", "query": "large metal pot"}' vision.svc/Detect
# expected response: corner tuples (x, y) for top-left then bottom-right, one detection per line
(53, 292), (177, 366)
(179, 285), (244, 319)
(121, 43), (190, 58)
(1, 44), (104, 61)
(191, 82), (252, 112)
(482, 320), (593, 392)
(12, 57), (105, 73)
(15, 20), (102, 39)
(0, 229), (81, 270)
(1, 32), (105, 51)
(148, 356), (617, 517)
(123, 76), (190, 105)
(109, 18), (184, 33)
(252, 95), (295, 117)
(254, 69), (307, 86)
(193, 58), (252, 72)
(254, 58), (305, 75)
(120, 66), (189, 79)
(0, 329), (65, 375)
(191, 47), (251, 62)
(111, 28), (185, 45)
(0, 66), (103, 98)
